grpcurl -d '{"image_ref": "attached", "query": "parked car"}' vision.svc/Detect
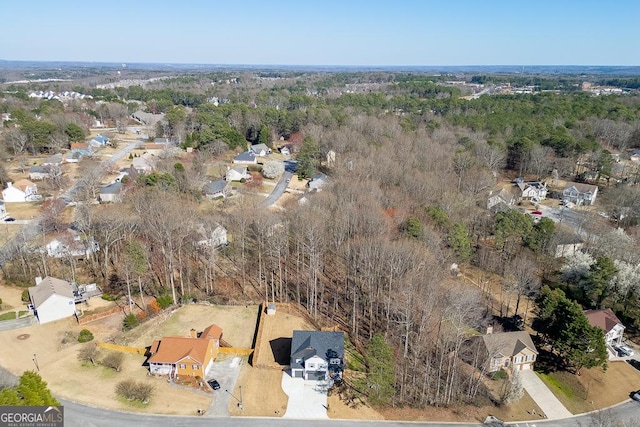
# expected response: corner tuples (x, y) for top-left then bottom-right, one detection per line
(616, 345), (634, 357)
(4, 217), (15, 222)
(208, 379), (220, 390)
(632, 391), (640, 402)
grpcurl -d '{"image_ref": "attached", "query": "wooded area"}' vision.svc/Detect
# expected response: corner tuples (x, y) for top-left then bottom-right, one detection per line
(2, 70), (640, 408)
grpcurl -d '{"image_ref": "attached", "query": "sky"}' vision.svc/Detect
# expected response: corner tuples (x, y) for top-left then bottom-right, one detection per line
(1, 0), (638, 66)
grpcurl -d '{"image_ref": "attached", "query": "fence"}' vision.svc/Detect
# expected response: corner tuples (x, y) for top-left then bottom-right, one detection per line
(78, 305), (124, 325)
(97, 342), (147, 355)
(219, 347), (253, 356)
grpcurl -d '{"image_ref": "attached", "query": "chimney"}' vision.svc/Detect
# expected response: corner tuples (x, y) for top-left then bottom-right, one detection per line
(190, 328), (197, 338)
(486, 325), (494, 335)
(35, 276), (42, 285)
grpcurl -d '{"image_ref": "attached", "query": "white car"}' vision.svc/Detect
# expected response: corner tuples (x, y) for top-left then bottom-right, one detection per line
(616, 345), (634, 357)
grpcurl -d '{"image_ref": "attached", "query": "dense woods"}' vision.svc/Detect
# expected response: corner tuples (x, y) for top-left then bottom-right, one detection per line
(2, 69), (640, 408)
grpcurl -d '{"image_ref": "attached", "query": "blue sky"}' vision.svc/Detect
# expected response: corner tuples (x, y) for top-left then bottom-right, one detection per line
(1, 0), (637, 65)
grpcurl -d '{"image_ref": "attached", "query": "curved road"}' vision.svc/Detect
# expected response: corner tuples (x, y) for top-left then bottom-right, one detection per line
(58, 397), (640, 427)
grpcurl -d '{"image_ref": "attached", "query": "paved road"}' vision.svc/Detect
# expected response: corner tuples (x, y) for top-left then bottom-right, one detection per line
(55, 397), (640, 427)
(520, 370), (572, 419)
(205, 357), (243, 417)
(0, 315), (36, 331)
(260, 170), (293, 207)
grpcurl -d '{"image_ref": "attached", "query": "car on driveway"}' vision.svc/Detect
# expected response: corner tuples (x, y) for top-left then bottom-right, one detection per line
(616, 345), (634, 357)
(208, 379), (220, 390)
(4, 217), (15, 222)
(632, 391), (640, 401)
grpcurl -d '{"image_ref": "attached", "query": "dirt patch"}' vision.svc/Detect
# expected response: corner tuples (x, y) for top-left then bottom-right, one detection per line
(253, 309), (315, 367)
(228, 365), (287, 417)
(122, 304), (258, 349)
(16, 334), (30, 340)
(0, 283), (27, 313)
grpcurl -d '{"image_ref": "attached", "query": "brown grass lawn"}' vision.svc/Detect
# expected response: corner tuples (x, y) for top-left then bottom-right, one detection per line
(538, 361), (640, 414)
(253, 309), (315, 367)
(0, 283), (27, 313)
(4, 202), (43, 220)
(122, 304), (259, 349)
(0, 225), (21, 250)
(228, 365), (287, 417)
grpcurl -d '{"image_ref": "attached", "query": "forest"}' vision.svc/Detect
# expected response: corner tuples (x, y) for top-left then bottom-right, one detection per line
(1, 69), (640, 408)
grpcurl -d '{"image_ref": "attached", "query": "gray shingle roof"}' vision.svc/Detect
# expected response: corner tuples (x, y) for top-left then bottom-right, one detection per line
(290, 330), (344, 369)
(480, 331), (537, 358)
(28, 277), (74, 307)
(203, 180), (228, 195)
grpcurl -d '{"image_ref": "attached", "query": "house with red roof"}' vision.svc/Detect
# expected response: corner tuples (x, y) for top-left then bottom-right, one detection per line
(148, 324), (223, 379)
(584, 308), (625, 351)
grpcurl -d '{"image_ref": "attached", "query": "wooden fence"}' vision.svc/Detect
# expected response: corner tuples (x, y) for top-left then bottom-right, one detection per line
(78, 305), (124, 325)
(219, 347), (253, 356)
(97, 342), (147, 355)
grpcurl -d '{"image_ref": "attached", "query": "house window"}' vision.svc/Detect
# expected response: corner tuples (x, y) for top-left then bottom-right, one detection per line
(330, 358), (341, 365)
(295, 358), (302, 364)
(179, 364), (186, 369)
(308, 363), (315, 369)
(192, 364), (199, 370)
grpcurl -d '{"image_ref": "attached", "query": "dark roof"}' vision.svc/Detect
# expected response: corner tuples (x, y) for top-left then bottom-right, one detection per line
(203, 180), (228, 195)
(100, 182), (123, 195)
(290, 330), (344, 369)
(30, 165), (49, 173)
(234, 151), (256, 162)
(584, 308), (623, 333)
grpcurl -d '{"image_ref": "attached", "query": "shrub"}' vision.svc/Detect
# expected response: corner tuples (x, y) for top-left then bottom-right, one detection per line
(21, 290), (30, 303)
(115, 379), (154, 403)
(123, 313), (138, 330)
(491, 369), (508, 380)
(78, 343), (100, 365)
(101, 294), (117, 301)
(77, 329), (94, 343)
(102, 352), (125, 372)
(148, 299), (160, 314)
(156, 294), (173, 309)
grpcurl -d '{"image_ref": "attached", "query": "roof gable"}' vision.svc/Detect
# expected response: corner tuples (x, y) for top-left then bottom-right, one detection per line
(480, 331), (538, 358)
(584, 308), (623, 333)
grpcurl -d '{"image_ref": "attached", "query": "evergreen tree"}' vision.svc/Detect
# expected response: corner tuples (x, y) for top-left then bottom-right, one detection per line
(362, 333), (395, 405)
(296, 136), (320, 179)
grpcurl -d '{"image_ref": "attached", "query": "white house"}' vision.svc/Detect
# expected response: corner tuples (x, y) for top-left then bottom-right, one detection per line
(584, 308), (625, 356)
(563, 182), (598, 206)
(195, 224), (228, 248)
(308, 173), (329, 191)
(225, 165), (250, 182)
(2, 180), (39, 202)
(132, 154), (156, 173)
(290, 330), (344, 381)
(517, 181), (548, 202)
(46, 229), (99, 259)
(28, 276), (76, 324)
(99, 182), (124, 203)
(249, 143), (271, 157)
(89, 134), (109, 147)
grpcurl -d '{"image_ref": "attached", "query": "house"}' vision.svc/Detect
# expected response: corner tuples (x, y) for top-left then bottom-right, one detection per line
(475, 330), (538, 372)
(70, 143), (94, 157)
(279, 146), (291, 156)
(99, 182), (124, 203)
(148, 324), (223, 379)
(308, 173), (329, 191)
(225, 165), (251, 182)
(203, 180), (231, 199)
(517, 181), (548, 202)
(194, 223), (228, 248)
(249, 143), (271, 157)
(29, 165), (50, 181)
(233, 151), (257, 165)
(2, 180), (39, 202)
(46, 229), (99, 259)
(43, 153), (63, 166)
(554, 231), (584, 258)
(487, 188), (516, 213)
(562, 182), (598, 206)
(132, 154), (156, 173)
(132, 111), (165, 126)
(89, 134), (109, 147)
(290, 330), (344, 381)
(584, 308), (625, 352)
(28, 276), (76, 324)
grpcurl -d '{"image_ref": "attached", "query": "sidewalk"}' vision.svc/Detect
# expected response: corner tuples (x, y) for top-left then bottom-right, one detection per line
(520, 369), (572, 419)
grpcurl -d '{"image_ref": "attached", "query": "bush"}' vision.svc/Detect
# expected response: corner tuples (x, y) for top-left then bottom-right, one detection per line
(101, 294), (117, 301)
(77, 329), (94, 343)
(156, 294), (173, 309)
(491, 369), (508, 380)
(115, 379), (154, 403)
(21, 290), (30, 303)
(78, 343), (100, 365)
(102, 352), (125, 372)
(123, 313), (138, 330)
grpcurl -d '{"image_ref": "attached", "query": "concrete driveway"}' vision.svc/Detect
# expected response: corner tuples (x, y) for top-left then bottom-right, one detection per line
(205, 356), (243, 417)
(520, 369), (572, 419)
(281, 371), (328, 419)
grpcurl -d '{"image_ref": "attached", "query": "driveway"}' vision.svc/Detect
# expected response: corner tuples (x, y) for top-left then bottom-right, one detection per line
(205, 356), (243, 417)
(260, 170), (293, 207)
(520, 369), (572, 419)
(281, 371), (328, 419)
